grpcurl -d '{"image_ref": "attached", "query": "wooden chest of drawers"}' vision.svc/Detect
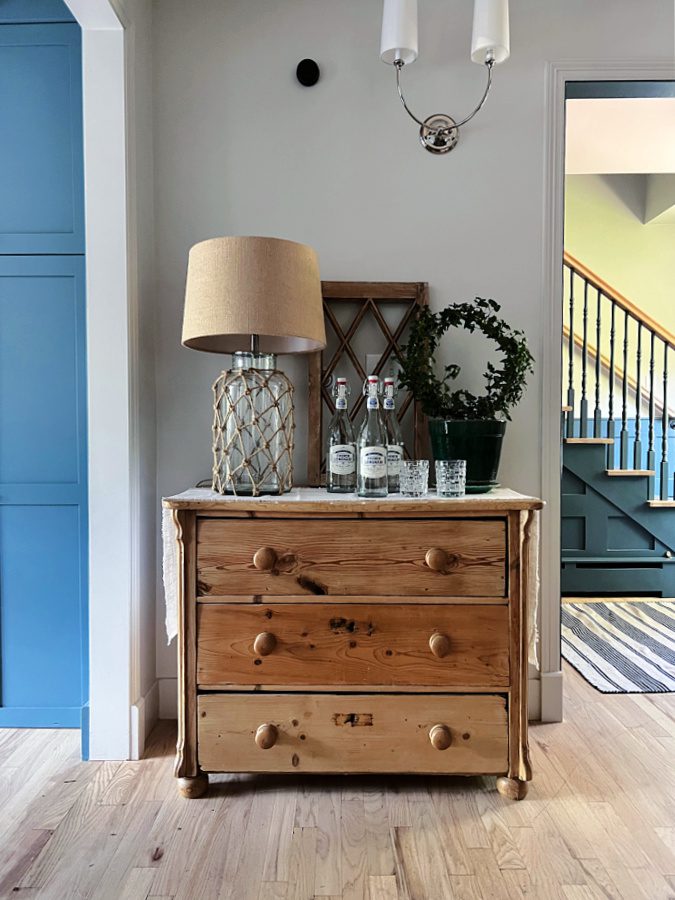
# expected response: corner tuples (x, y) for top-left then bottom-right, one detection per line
(164, 488), (542, 801)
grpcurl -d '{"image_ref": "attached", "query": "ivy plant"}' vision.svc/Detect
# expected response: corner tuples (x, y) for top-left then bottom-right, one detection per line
(397, 298), (534, 421)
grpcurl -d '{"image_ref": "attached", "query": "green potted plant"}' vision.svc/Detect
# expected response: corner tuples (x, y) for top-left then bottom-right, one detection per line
(398, 297), (534, 493)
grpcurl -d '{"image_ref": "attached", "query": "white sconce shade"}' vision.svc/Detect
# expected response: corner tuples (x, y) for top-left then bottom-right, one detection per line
(380, 0), (418, 65)
(471, 0), (510, 65)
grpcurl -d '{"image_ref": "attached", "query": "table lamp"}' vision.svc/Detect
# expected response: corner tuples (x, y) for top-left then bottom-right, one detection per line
(182, 236), (326, 495)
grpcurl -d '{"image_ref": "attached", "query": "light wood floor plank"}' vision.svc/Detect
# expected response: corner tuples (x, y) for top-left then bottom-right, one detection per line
(118, 866), (156, 900)
(340, 788), (368, 900)
(368, 874), (399, 900)
(287, 826), (317, 900)
(313, 787), (342, 896)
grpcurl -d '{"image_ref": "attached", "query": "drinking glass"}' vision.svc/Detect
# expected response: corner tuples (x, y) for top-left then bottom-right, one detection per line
(435, 459), (466, 498)
(400, 459), (429, 497)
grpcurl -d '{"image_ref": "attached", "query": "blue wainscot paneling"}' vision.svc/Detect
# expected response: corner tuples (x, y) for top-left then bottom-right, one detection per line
(0, 23), (84, 254)
(0, 256), (87, 727)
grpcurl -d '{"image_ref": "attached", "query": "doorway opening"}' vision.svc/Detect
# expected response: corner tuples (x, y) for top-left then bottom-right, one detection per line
(560, 80), (675, 694)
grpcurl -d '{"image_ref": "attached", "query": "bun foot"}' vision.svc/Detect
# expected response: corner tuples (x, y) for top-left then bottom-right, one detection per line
(178, 773), (208, 799)
(496, 776), (528, 801)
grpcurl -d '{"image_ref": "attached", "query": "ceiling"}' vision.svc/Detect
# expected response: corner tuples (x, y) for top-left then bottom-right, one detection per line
(565, 98), (675, 175)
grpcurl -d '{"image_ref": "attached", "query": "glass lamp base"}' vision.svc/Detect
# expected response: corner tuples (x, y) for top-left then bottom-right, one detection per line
(211, 358), (295, 496)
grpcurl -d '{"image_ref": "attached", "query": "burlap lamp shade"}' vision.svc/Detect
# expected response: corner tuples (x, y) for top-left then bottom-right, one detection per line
(182, 236), (326, 353)
(181, 235), (326, 496)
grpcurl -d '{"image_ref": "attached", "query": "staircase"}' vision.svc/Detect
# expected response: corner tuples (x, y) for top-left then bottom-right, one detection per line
(561, 253), (675, 597)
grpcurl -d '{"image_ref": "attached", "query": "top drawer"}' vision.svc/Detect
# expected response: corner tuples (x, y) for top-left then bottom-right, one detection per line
(196, 517), (507, 598)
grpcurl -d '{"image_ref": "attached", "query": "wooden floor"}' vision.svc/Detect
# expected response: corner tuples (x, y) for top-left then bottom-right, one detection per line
(1, 665), (675, 899)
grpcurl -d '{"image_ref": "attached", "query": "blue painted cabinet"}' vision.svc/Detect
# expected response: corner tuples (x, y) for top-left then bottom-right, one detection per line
(0, 15), (87, 729)
(0, 23), (84, 254)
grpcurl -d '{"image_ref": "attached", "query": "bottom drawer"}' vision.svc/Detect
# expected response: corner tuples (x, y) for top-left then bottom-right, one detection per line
(197, 693), (508, 775)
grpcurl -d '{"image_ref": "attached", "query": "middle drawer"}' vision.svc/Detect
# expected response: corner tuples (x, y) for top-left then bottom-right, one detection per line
(197, 602), (509, 688)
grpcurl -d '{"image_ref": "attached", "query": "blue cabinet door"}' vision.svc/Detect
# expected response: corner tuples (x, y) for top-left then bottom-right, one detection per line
(0, 256), (87, 726)
(0, 12), (87, 731)
(0, 23), (84, 254)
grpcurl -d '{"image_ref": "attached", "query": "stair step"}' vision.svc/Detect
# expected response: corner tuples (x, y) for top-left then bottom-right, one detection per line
(647, 500), (675, 508)
(561, 405), (572, 413)
(606, 469), (655, 477)
(565, 437), (614, 445)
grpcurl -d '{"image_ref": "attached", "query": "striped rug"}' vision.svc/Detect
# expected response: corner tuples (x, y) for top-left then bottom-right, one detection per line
(561, 601), (675, 693)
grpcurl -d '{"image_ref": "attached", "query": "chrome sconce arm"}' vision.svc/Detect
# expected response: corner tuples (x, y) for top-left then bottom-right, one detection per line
(380, 0), (510, 155)
(394, 53), (495, 154)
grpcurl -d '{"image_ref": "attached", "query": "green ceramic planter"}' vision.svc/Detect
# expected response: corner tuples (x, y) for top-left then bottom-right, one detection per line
(428, 419), (506, 494)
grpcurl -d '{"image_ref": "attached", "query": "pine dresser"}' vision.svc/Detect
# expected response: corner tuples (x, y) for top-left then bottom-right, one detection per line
(163, 487), (543, 801)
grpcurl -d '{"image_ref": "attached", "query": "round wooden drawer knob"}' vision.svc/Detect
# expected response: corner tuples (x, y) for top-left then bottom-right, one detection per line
(429, 632), (451, 658)
(429, 724), (452, 751)
(253, 546), (277, 571)
(425, 548), (448, 573)
(253, 631), (277, 656)
(255, 723), (278, 750)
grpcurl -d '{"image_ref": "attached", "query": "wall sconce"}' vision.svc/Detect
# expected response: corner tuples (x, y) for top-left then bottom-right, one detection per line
(380, 0), (510, 155)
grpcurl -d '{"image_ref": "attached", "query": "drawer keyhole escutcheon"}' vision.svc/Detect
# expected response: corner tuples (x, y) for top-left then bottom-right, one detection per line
(255, 723), (278, 749)
(429, 632), (451, 658)
(429, 724), (453, 751)
(253, 631), (277, 656)
(425, 547), (448, 573)
(253, 546), (277, 571)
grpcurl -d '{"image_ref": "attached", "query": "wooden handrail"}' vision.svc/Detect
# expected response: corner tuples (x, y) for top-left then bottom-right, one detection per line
(563, 324), (674, 417)
(564, 252), (675, 351)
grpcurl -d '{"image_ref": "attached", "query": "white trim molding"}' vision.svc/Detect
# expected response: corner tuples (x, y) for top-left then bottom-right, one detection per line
(540, 58), (675, 725)
(66, 0), (144, 759)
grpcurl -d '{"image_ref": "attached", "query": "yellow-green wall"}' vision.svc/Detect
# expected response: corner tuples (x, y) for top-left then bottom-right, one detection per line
(565, 174), (675, 332)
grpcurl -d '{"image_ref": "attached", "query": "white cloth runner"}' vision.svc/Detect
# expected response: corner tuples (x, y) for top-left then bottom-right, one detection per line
(162, 490), (540, 668)
(526, 509), (540, 669)
(162, 506), (180, 646)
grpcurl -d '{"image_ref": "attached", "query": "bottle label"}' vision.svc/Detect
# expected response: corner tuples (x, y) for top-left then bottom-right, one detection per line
(383, 398), (395, 410)
(387, 445), (403, 476)
(335, 398), (347, 410)
(329, 444), (355, 475)
(367, 396), (379, 409)
(360, 446), (387, 478)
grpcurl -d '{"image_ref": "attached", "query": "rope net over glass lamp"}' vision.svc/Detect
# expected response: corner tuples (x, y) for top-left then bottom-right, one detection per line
(182, 236), (326, 495)
(380, 0), (510, 154)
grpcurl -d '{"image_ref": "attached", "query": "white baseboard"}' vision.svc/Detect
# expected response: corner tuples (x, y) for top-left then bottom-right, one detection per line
(540, 669), (564, 723)
(159, 676), (177, 719)
(130, 680), (160, 760)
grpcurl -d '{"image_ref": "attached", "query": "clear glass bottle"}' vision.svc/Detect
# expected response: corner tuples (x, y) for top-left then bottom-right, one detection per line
(382, 376), (404, 493)
(327, 377), (356, 493)
(357, 375), (388, 498)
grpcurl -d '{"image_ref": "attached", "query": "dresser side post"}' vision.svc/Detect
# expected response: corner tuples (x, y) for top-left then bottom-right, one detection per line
(173, 508), (200, 780)
(519, 508), (536, 782)
(506, 508), (532, 786)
